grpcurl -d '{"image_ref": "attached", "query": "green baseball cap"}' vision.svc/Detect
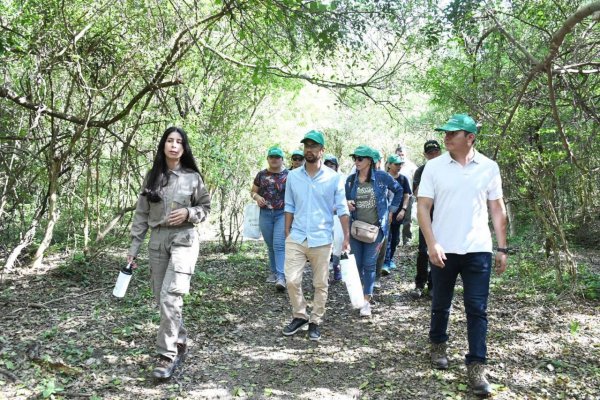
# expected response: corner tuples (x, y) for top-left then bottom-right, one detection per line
(300, 130), (325, 146)
(291, 149), (304, 157)
(349, 145), (373, 158)
(371, 149), (383, 163)
(387, 154), (404, 164)
(267, 146), (284, 158)
(435, 114), (478, 134)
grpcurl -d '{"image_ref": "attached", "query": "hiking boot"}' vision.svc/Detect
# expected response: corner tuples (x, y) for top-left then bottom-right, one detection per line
(308, 323), (321, 341)
(359, 301), (371, 317)
(282, 318), (309, 336)
(467, 362), (492, 397)
(275, 277), (286, 292)
(430, 342), (448, 370)
(266, 272), (277, 283)
(152, 355), (177, 379)
(410, 287), (423, 299)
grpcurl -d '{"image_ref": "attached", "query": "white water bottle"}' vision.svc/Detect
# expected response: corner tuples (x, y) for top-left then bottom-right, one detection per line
(112, 262), (134, 298)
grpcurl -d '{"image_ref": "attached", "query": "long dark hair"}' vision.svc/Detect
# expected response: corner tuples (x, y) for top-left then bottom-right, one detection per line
(142, 126), (200, 202)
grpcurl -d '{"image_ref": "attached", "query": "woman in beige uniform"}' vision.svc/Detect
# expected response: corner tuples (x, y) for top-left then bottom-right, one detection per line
(127, 126), (211, 379)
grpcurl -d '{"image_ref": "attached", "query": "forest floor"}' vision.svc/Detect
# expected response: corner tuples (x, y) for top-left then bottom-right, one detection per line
(0, 241), (599, 400)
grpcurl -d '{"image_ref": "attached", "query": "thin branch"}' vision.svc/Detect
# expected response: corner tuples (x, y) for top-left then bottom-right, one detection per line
(0, 80), (181, 128)
(487, 10), (541, 67)
(546, 69), (586, 171)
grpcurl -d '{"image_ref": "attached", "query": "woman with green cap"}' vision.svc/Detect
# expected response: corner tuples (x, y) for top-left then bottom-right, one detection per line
(345, 146), (403, 316)
(383, 154), (412, 274)
(250, 146), (289, 291)
(290, 149), (305, 170)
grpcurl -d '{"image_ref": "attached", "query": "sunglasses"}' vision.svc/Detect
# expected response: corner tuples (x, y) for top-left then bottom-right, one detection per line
(393, 163), (403, 166)
(291, 156), (304, 161)
(268, 155), (282, 159)
(351, 155), (368, 162)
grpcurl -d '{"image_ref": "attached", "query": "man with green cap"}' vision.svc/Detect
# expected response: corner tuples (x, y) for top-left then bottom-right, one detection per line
(282, 130), (351, 341)
(417, 114), (508, 396)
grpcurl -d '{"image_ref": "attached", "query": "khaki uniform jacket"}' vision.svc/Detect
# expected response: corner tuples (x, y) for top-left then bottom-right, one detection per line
(128, 167), (211, 256)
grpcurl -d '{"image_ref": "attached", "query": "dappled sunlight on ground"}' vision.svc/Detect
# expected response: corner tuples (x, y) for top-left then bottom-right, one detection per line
(0, 242), (598, 399)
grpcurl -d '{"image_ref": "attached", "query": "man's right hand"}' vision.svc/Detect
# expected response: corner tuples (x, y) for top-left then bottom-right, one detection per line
(347, 200), (356, 212)
(428, 243), (447, 268)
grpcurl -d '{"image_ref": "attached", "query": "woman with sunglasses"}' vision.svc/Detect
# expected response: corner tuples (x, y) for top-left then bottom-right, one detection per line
(345, 146), (403, 317)
(290, 149), (305, 170)
(128, 126), (211, 379)
(251, 146), (289, 291)
(382, 154), (412, 274)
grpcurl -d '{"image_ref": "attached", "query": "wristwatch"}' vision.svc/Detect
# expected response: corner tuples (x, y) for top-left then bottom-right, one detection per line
(496, 247), (509, 254)
(401, 208), (407, 211)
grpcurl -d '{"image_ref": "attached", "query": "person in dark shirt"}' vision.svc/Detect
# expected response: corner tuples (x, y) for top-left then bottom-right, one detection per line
(411, 139), (442, 298)
(382, 154), (412, 275)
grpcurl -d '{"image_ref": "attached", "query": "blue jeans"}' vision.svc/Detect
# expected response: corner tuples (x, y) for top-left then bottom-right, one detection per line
(429, 252), (492, 364)
(259, 208), (285, 279)
(350, 231), (384, 296)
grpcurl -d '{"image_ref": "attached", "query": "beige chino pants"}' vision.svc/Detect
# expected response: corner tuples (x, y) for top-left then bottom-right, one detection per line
(284, 238), (332, 325)
(148, 225), (199, 360)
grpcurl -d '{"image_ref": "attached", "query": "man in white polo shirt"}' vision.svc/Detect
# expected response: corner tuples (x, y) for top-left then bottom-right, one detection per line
(417, 114), (508, 397)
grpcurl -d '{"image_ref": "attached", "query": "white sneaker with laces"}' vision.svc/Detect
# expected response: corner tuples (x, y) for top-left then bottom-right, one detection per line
(360, 301), (371, 317)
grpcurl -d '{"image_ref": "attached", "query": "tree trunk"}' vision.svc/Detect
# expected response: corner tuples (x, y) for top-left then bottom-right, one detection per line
(31, 159), (61, 269)
(3, 219), (39, 274)
(83, 134), (93, 256)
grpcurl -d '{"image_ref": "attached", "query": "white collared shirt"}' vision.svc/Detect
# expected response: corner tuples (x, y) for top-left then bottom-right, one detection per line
(418, 151), (503, 254)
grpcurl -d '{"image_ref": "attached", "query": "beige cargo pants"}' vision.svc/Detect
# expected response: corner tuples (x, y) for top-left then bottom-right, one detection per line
(148, 225), (199, 360)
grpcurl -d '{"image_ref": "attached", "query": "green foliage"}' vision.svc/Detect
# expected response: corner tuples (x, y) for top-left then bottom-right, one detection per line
(40, 378), (64, 398)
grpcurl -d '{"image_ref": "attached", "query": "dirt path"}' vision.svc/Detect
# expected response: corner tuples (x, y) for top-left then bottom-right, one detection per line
(0, 242), (598, 399)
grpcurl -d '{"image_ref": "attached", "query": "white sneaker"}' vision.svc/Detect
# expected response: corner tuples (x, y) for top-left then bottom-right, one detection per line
(360, 301), (371, 317)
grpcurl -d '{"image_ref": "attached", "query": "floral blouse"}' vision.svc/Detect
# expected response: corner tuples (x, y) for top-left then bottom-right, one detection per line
(253, 169), (288, 210)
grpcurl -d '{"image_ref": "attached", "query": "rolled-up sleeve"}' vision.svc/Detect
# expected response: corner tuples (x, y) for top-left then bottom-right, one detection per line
(187, 174), (211, 223)
(284, 173), (296, 214)
(335, 174), (349, 216)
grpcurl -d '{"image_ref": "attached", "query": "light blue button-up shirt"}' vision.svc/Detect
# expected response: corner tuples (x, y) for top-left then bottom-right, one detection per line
(285, 164), (349, 247)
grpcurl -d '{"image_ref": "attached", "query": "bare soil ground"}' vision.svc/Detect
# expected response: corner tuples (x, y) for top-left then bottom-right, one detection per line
(0, 242), (598, 399)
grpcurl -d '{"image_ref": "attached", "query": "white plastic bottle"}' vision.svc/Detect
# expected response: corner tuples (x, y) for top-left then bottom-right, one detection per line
(339, 253), (364, 309)
(112, 262), (134, 298)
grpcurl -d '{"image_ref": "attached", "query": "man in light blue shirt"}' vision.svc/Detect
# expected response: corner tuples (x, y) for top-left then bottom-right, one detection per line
(282, 130), (350, 341)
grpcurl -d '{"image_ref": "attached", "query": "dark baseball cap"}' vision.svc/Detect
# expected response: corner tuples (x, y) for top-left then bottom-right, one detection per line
(324, 154), (338, 165)
(424, 140), (441, 153)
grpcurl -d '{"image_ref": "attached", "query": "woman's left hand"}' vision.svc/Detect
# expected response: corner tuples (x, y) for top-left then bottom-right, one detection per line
(168, 208), (189, 225)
